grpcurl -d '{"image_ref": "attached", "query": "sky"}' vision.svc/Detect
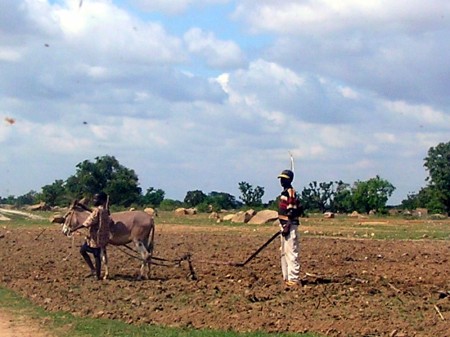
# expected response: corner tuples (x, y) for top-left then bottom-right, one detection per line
(1, 0), (450, 205)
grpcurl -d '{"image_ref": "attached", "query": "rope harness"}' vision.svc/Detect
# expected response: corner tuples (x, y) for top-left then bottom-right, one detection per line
(115, 243), (191, 267)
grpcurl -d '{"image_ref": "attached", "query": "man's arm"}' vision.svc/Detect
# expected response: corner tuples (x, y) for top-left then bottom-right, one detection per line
(71, 208), (99, 233)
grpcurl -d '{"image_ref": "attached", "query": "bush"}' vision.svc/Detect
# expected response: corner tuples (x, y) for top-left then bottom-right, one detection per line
(159, 199), (183, 211)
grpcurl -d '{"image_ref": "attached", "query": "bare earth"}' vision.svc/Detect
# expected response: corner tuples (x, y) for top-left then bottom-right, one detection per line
(0, 309), (53, 337)
(0, 225), (449, 337)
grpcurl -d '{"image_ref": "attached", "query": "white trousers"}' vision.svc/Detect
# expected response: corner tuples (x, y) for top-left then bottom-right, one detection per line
(280, 224), (300, 282)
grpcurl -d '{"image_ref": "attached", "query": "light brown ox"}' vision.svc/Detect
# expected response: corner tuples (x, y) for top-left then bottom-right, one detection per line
(61, 201), (155, 280)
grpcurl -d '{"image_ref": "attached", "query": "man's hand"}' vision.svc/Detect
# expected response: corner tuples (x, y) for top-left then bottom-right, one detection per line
(281, 223), (290, 237)
(70, 225), (83, 234)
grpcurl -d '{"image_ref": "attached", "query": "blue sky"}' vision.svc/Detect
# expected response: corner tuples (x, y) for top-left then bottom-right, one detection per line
(1, 0), (450, 205)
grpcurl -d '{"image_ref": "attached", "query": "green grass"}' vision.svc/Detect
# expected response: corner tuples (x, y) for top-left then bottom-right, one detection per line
(2, 209), (450, 240)
(0, 287), (318, 337)
(0, 210), (51, 227)
(300, 215), (450, 240)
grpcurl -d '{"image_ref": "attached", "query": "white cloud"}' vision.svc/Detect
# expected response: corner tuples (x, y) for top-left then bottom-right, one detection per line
(234, 0), (450, 35)
(1, 0), (449, 206)
(184, 28), (245, 69)
(54, 3), (185, 64)
(353, 159), (374, 170)
(339, 86), (359, 100)
(385, 100), (450, 127)
(129, 0), (229, 15)
(0, 47), (22, 62)
(237, 0), (450, 109)
(374, 133), (397, 143)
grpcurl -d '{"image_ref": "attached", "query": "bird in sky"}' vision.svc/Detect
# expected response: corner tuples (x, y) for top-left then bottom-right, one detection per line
(4, 117), (16, 125)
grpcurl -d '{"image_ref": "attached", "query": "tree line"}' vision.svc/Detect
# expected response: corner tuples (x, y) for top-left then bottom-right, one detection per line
(1, 141), (450, 215)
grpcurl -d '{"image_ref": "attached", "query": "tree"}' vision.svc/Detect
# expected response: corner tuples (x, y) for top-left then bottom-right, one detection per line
(300, 181), (334, 212)
(191, 191), (241, 213)
(39, 180), (68, 207)
(141, 187), (165, 207)
(206, 191), (241, 211)
(0, 195), (16, 205)
(352, 176), (395, 214)
(159, 199), (183, 211)
(401, 187), (444, 214)
(184, 190), (207, 207)
(65, 155), (141, 207)
(333, 181), (353, 213)
(15, 190), (38, 206)
(238, 182), (264, 207)
(424, 141), (450, 213)
(0, 191), (38, 207)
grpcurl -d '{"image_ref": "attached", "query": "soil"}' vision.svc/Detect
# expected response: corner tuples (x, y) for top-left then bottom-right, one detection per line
(0, 225), (449, 337)
(0, 309), (54, 337)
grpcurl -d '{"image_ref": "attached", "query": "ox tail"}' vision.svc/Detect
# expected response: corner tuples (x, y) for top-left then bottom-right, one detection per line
(145, 217), (155, 255)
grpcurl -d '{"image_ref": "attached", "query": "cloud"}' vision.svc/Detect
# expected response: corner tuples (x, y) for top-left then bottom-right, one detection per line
(129, 0), (229, 15)
(1, 0), (449, 206)
(384, 100), (450, 127)
(217, 59), (375, 126)
(184, 28), (245, 69)
(234, 0), (450, 35)
(0, 47), (23, 62)
(234, 0), (450, 109)
(53, 2), (185, 65)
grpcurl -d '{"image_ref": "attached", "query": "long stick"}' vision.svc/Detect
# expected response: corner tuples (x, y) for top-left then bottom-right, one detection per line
(34, 227), (47, 240)
(434, 305), (445, 321)
(289, 151), (295, 173)
(233, 231), (281, 267)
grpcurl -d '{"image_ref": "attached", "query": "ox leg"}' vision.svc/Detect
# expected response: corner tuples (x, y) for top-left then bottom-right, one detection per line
(101, 248), (109, 280)
(145, 226), (155, 278)
(134, 239), (150, 280)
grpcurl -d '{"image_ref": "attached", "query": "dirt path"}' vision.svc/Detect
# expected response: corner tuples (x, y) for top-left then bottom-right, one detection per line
(0, 208), (46, 220)
(0, 309), (53, 337)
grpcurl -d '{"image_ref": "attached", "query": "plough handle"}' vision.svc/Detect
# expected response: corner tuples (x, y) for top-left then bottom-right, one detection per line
(236, 231), (281, 267)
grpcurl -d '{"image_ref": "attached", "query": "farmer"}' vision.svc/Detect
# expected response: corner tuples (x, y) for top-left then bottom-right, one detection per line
(72, 191), (111, 280)
(277, 169), (302, 287)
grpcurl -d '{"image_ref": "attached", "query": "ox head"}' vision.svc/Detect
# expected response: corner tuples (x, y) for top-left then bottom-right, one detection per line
(59, 200), (92, 236)
(60, 200), (78, 236)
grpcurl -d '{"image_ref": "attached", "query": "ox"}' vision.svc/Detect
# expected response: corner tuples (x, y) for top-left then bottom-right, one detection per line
(61, 201), (155, 280)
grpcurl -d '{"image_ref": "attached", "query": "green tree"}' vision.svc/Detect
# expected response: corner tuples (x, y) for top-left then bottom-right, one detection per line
(401, 192), (419, 211)
(65, 155), (141, 207)
(238, 181), (264, 207)
(424, 141), (450, 213)
(352, 175), (395, 214)
(201, 191), (242, 211)
(206, 191), (241, 211)
(16, 190), (39, 206)
(159, 199), (183, 211)
(300, 181), (334, 212)
(141, 187), (165, 207)
(184, 190), (207, 207)
(1, 195), (16, 205)
(401, 186), (444, 214)
(40, 180), (68, 207)
(333, 181), (353, 213)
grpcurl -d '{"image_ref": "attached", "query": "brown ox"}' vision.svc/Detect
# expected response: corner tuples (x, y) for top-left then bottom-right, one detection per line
(61, 201), (155, 280)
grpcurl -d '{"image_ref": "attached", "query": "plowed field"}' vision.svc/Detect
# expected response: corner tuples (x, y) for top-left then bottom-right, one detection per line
(0, 223), (449, 337)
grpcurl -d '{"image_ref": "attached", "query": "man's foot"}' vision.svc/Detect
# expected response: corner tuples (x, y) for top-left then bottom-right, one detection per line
(284, 280), (300, 288)
(85, 270), (96, 278)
